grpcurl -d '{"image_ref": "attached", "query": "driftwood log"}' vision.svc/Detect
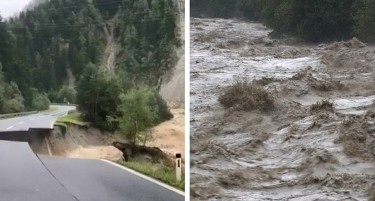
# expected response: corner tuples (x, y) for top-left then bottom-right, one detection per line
(112, 142), (174, 166)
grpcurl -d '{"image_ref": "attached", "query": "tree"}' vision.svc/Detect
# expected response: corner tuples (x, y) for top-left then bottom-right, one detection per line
(76, 63), (123, 130)
(31, 89), (50, 111)
(353, 0), (375, 42)
(117, 87), (158, 145)
(117, 86), (173, 145)
(0, 0), (179, 119)
(192, 0), (362, 42)
(1, 82), (25, 114)
(57, 85), (76, 103)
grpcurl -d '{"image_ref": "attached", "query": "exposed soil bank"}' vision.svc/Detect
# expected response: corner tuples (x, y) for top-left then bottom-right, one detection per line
(30, 125), (124, 161)
(191, 18), (375, 200)
(31, 109), (184, 163)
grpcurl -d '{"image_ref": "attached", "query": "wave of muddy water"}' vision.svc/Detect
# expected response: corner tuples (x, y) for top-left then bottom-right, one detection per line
(190, 18), (375, 200)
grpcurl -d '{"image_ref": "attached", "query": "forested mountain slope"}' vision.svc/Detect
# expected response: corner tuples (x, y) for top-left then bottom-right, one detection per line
(0, 0), (179, 115)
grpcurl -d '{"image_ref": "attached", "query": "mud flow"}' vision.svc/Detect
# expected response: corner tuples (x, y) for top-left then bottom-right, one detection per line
(190, 18), (375, 200)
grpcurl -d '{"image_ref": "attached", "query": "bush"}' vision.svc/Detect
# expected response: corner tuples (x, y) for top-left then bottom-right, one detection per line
(2, 99), (25, 113)
(0, 81), (25, 114)
(218, 80), (274, 111)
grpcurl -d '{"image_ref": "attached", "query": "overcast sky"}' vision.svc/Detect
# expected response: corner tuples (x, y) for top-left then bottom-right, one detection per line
(0, 0), (31, 18)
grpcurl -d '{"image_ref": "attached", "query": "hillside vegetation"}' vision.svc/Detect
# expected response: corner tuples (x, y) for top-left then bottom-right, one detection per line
(0, 0), (179, 142)
(191, 0), (375, 42)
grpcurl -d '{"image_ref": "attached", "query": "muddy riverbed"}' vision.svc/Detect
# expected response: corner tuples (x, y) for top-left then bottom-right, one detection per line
(190, 18), (375, 200)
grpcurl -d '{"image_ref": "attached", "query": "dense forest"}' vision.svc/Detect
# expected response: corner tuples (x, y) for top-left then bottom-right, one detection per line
(0, 0), (179, 137)
(191, 0), (375, 42)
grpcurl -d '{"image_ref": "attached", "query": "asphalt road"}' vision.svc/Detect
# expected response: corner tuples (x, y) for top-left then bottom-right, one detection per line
(40, 156), (184, 201)
(0, 140), (77, 201)
(0, 105), (185, 201)
(0, 105), (76, 131)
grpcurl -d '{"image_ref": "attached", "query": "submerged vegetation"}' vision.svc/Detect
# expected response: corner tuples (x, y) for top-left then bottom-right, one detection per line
(219, 80), (274, 112)
(310, 99), (335, 113)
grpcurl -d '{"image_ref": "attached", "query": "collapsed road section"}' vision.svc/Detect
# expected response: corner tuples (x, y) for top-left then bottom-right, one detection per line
(0, 128), (184, 201)
(0, 107), (184, 201)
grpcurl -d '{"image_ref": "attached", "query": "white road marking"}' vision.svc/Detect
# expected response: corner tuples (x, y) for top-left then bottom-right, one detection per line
(18, 121), (24, 125)
(6, 126), (13, 130)
(29, 118), (34, 121)
(101, 160), (185, 196)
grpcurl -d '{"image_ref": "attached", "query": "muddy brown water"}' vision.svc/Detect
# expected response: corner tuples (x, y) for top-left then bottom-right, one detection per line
(191, 18), (375, 200)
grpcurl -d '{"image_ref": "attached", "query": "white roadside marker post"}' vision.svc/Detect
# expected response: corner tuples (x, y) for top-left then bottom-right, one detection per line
(176, 153), (182, 182)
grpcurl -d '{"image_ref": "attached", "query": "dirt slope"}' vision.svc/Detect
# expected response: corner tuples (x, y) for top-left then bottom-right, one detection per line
(160, 0), (185, 105)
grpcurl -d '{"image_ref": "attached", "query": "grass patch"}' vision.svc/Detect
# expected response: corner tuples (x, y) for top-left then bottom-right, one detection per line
(56, 112), (89, 126)
(120, 160), (185, 191)
(218, 80), (275, 111)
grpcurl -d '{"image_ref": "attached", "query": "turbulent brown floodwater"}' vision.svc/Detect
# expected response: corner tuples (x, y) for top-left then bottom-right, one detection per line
(190, 18), (375, 201)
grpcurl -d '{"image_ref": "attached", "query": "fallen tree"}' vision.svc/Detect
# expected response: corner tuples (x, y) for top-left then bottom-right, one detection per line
(112, 141), (174, 166)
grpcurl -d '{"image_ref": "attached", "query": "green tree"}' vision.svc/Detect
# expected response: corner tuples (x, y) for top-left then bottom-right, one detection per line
(31, 90), (50, 111)
(0, 0), (179, 119)
(118, 87), (158, 145)
(117, 86), (173, 145)
(76, 63), (123, 130)
(57, 85), (76, 104)
(353, 0), (375, 42)
(192, 0), (363, 42)
(1, 82), (25, 114)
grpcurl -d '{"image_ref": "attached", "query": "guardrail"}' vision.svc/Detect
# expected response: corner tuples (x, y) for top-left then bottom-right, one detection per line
(0, 104), (77, 120)
(0, 111), (38, 120)
(50, 103), (78, 107)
